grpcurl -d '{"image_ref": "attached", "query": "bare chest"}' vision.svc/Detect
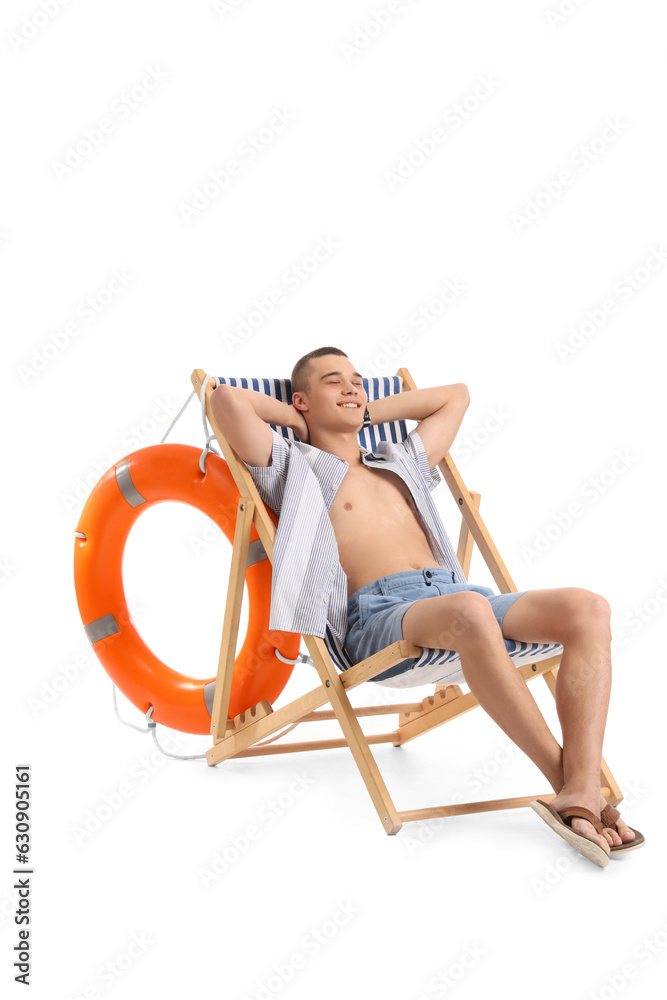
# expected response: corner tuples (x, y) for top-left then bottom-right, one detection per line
(328, 464), (420, 531)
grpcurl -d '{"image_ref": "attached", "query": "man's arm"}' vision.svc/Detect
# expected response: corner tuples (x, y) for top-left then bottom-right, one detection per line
(209, 382), (309, 467)
(367, 383), (470, 470)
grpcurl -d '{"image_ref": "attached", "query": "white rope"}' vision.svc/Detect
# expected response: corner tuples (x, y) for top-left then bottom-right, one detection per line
(279, 651), (314, 667)
(112, 683), (207, 759)
(155, 374), (221, 476)
(111, 683), (154, 732)
(199, 372), (221, 472)
(150, 728), (207, 761)
(159, 388), (196, 444)
(111, 652), (311, 759)
(275, 649), (302, 665)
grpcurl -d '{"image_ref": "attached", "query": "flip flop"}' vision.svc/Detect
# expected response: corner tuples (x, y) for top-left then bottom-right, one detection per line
(530, 799), (610, 867)
(600, 804), (645, 856)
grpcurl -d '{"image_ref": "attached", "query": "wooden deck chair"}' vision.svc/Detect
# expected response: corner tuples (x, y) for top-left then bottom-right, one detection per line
(190, 367), (622, 836)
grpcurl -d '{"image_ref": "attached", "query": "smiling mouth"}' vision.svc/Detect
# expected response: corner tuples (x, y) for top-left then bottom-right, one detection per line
(338, 403), (360, 408)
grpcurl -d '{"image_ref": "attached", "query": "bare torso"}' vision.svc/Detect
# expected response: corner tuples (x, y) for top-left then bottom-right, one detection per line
(328, 460), (439, 597)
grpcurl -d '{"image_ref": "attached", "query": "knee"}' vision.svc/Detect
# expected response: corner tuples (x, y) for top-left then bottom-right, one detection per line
(436, 592), (499, 649)
(562, 588), (612, 638)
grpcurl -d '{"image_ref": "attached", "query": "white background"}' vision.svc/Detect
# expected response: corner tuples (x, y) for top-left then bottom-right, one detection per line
(3, 1), (666, 998)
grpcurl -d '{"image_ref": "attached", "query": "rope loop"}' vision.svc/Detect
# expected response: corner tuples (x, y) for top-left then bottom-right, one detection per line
(199, 373), (221, 472)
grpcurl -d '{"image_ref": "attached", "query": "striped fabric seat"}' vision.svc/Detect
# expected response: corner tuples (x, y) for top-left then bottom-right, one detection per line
(324, 623), (562, 689)
(213, 375), (408, 451)
(214, 374), (563, 688)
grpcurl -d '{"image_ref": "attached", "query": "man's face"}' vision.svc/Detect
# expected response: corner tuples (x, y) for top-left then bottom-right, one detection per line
(294, 355), (367, 429)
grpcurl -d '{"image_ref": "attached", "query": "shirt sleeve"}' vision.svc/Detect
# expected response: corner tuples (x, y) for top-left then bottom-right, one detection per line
(241, 428), (290, 514)
(402, 426), (442, 492)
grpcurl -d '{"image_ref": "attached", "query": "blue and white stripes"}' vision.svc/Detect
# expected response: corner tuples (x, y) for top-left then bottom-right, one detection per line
(324, 624), (562, 688)
(214, 375), (408, 448)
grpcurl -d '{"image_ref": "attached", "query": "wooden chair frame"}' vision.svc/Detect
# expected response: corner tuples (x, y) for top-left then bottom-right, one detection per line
(190, 367), (622, 836)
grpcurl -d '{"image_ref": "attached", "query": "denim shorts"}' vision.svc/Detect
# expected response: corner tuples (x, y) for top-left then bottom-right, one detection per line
(343, 567), (530, 681)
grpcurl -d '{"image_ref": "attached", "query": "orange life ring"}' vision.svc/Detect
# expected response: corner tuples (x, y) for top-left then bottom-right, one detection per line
(73, 443), (300, 735)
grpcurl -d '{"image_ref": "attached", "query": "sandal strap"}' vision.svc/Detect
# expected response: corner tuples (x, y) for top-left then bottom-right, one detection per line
(601, 804), (621, 829)
(559, 806), (604, 835)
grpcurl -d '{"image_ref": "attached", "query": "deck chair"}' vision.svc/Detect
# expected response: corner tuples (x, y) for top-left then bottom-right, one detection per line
(190, 367), (622, 835)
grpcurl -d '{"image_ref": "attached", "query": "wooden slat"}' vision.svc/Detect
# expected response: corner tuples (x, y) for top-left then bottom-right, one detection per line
(231, 732), (398, 757)
(206, 637), (422, 763)
(339, 639), (422, 688)
(191, 369), (277, 565)
(305, 634), (403, 834)
(299, 703), (423, 721)
(398, 788), (612, 822)
(206, 685), (331, 765)
(394, 655), (563, 745)
(209, 496), (254, 741)
(398, 685), (462, 727)
(456, 490), (480, 579)
(397, 366), (518, 594)
(232, 700), (273, 730)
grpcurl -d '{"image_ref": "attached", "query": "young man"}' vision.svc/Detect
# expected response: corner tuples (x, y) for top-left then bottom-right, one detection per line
(209, 346), (643, 866)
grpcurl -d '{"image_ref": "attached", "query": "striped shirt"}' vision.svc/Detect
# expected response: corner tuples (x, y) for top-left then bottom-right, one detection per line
(242, 426), (467, 644)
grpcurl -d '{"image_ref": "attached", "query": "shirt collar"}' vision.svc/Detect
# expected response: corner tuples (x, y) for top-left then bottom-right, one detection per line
(293, 438), (394, 467)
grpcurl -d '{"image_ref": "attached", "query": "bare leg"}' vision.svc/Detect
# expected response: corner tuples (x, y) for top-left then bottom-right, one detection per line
(402, 588), (634, 856)
(402, 591), (565, 789)
(501, 588), (636, 850)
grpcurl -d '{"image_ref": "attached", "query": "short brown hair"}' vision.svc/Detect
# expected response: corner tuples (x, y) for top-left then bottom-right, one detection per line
(290, 346), (348, 397)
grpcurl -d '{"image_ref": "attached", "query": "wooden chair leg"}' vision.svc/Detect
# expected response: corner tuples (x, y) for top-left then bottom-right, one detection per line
(456, 489), (481, 579)
(209, 497), (254, 743)
(306, 635), (403, 835)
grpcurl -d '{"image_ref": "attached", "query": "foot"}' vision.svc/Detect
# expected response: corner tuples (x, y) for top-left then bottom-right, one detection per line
(547, 790), (612, 858)
(547, 790), (637, 855)
(598, 792), (637, 846)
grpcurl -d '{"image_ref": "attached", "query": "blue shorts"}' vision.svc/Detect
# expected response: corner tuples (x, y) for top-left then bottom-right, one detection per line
(343, 567), (530, 682)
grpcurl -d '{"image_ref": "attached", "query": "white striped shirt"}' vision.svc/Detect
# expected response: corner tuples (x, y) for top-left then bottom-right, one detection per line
(243, 426), (466, 643)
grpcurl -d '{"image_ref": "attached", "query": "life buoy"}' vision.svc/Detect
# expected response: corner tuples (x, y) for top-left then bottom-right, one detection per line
(73, 444), (300, 735)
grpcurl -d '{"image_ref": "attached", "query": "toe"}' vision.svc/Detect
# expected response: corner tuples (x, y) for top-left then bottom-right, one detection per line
(599, 797), (636, 843)
(602, 825), (622, 847)
(572, 818), (611, 856)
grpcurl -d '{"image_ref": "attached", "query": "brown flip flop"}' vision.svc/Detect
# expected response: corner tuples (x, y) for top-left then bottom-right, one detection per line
(530, 799), (610, 867)
(600, 804), (645, 856)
